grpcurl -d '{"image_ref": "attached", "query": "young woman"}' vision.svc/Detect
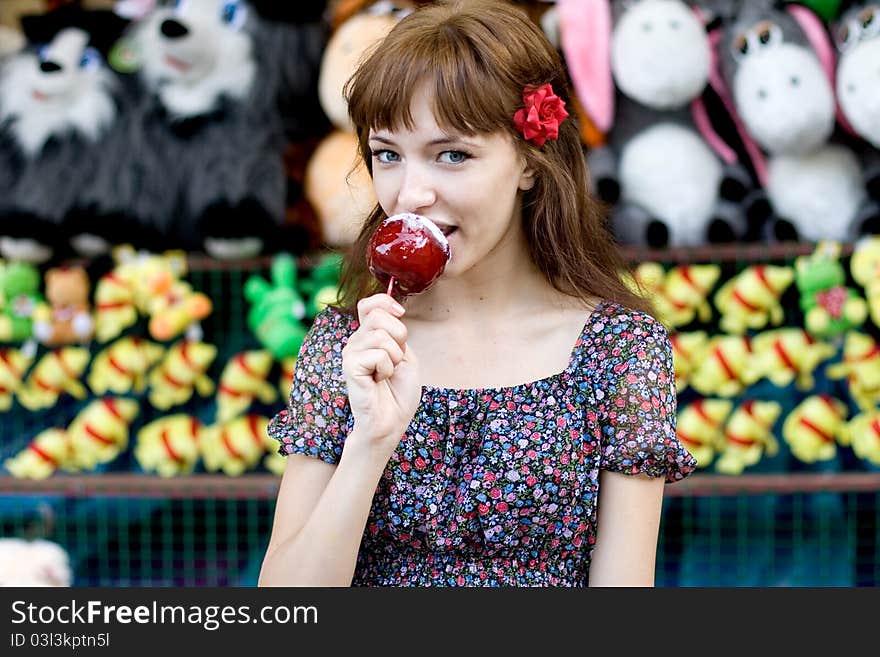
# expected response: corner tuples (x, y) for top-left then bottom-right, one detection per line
(259, 0), (696, 587)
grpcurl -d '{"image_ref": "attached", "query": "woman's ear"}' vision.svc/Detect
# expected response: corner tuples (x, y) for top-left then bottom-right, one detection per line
(518, 166), (537, 191)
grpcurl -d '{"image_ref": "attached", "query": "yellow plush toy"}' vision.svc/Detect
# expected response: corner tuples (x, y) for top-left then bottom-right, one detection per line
(714, 400), (781, 475)
(145, 279), (213, 343)
(0, 346), (34, 411)
(714, 265), (794, 334)
(215, 350), (277, 423)
(826, 331), (880, 412)
(201, 414), (271, 477)
(676, 398), (733, 467)
(742, 328), (836, 390)
(850, 236), (880, 330)
(3, 428), (75, 480)
(670, 331), (709, 393)
(148, 340), (217, 410)
(782, 395), (849, 464)
(840, 410), (880, 467)
(92, 270), (137, 343)
(653, 264), (721, 329)
(88, 336), (165, 395)
(17, 347), (90, 410)
(689, 335), (753, 398)
(134, 415), (203, 478)
(68, 397), (140, 471)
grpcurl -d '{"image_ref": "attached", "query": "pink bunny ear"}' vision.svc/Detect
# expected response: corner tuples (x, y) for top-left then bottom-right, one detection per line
(557, 0), (613, 133)
(786, 3), (857, 135)
(706, 28), (769, 187)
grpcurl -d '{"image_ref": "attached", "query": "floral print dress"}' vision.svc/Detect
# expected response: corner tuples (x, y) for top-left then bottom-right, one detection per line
(268, 301), (697, 586)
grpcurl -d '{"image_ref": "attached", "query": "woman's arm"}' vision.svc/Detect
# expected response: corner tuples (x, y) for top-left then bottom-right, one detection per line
(587, 470), (666, 587)
(258, 433), (389, 587)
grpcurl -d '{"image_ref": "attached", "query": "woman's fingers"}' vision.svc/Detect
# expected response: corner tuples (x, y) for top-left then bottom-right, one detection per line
(357, 294), (404, 325)
(360, 329), (405, 365)
(361, 349), (395, 382)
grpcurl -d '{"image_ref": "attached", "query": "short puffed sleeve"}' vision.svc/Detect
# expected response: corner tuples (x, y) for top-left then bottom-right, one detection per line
(267, 307), (356, 464)
(589, 307), (697, 483)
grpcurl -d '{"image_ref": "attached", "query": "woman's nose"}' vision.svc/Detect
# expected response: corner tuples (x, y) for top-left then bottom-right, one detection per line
(397, 166), (436, 212)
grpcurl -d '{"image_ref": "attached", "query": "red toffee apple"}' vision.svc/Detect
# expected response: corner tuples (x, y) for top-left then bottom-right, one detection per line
(368, 213), (451, 296)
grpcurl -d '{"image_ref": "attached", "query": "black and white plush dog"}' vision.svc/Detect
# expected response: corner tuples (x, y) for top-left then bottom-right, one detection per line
(0, 8), (125, 264)
(120, 0), (327, 259)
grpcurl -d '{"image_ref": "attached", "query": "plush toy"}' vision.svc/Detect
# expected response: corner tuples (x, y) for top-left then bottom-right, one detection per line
(689, 334), (753, 397)
(145, 277), (212, 342)
(92, 270), (137, 343)
(715, 0), (878, 241)
(201, 413), (270, 476)
(849, 235), (880, 328)
(0, 345), (34, 411)
(782, 393), (849, 463)
(67, 396), (139, 470)
(244, 252), (308, 360)
(0, 260), (43, 343)
(826, 330), (880, 411)
(3, 427), (74, 479)
(841, 408), (880, 466)
(120, 0), (328, 258)
(670, 331), (710, 392)
(833, 2), (880, 154)
(147, 339), (217, 409)
(676, 397), (733, 467)
(0, 6), (129, 263)
(742, 327), (836, 389)
(795, 240), (867, 338)
(0, 538), (72, 586)
(562, 0), (754, 247)
(88, 335), (164, 395)
(32, 265), (95, 347)
(17, 346), (90, 410)
(714, 399), (781, 475)
(653, 264), (721, 329)
(304, 1), (402, 248)
(215, 349), (276, 422)
(134, 414), (203, 477)
(714, 264), (794, 334)
(299, 252), (342, 319)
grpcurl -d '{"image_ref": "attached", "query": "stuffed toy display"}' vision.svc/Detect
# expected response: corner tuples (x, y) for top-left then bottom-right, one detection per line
(0, 345), (34, 410)
(670, 331), (709, 392)
(17, 346), (91, 410)
(714, 264), (794, 334)
(0, 5), (129, 263)
(134, 414), (203, 477)
(561, 0), (754, 247)
(87, 335), (164, 394)
(0, 260), (43, 343)
(741, 327), (836, 389)
(147, 338), (216, 409)
(676, 397), (733, 467)
(833, 2), (880, 153)
(716, 0), (878, 241)
(689, 333), (753, 397)
(115, 0), (328, 259)
(849, 235), (880, 327)
(842, 408), (880, 465)
(826, 330), (880, 411)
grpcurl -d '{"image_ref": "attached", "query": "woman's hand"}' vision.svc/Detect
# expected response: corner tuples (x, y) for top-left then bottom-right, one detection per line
(342, 294), (421, 459)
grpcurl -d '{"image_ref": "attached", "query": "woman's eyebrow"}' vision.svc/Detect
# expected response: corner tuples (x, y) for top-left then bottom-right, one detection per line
(369, 135), (478, 147)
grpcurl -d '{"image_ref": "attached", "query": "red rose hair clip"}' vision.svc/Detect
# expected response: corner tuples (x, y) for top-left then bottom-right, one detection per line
(513, 83), (569, 147)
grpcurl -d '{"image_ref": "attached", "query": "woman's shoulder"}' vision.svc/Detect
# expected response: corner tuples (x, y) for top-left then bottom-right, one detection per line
(306, 305), (359, 343)
(587, 299), (670, 344)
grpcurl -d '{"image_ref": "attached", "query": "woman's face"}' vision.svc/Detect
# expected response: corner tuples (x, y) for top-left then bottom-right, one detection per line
(367, 87), (535, 279)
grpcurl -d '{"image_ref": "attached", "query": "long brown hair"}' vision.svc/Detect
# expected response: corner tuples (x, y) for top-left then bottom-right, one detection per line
(336, 0), (651, 315)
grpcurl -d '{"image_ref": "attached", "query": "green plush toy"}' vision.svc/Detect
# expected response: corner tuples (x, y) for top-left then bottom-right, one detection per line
(298, 252), (342, 320)
(0, 261), (44, 343)
(795, 241), (867, 339)
(244, 253), (308, 360)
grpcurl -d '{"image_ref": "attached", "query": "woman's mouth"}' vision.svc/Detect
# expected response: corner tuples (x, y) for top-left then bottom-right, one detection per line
(436, 224), (458, 237)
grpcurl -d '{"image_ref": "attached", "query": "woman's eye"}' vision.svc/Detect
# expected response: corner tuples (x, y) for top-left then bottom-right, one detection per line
(371, 150), (399, 164)
(438, 150), (470, 164)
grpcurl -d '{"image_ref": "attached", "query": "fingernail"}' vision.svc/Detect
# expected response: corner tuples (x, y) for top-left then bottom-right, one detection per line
(392, 302), (405, 314)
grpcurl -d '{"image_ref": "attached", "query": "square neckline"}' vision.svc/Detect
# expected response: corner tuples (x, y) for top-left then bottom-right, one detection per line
(419, 299), (610, 395)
